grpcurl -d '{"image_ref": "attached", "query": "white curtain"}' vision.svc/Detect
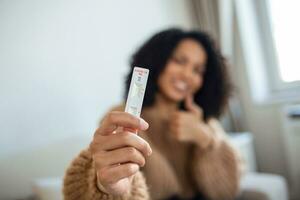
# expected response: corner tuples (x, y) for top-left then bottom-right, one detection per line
(191, 0), (220, 43)
(191, 0), (245, 132)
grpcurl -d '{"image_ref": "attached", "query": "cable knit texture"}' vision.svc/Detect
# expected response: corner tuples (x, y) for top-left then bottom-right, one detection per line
(191, 119), (242, 200)
(63, 149), (149, 200)
(63, 105), (242, 200)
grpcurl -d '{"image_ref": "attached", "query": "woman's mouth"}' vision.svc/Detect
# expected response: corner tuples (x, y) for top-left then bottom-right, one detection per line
(173, 80), (188, 93)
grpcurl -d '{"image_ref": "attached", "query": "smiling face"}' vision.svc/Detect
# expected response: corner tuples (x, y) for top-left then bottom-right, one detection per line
(157, 38), (207, 103)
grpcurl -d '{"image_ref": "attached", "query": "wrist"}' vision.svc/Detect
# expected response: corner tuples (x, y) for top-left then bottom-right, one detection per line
(194, 122), (214, 149)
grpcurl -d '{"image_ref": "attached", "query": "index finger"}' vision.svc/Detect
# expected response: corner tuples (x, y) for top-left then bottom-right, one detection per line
(185, 95), (201, 114)
(99, 111), (149, 135)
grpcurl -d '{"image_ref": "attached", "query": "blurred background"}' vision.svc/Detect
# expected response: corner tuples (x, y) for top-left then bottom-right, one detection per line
(0, 0), (299, 200)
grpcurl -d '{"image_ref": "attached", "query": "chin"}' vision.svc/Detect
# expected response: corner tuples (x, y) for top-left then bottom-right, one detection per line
(166, 91), (186, 103)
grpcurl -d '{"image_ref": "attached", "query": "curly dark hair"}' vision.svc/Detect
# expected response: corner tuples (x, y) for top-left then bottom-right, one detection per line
(124, 28), (233, 120)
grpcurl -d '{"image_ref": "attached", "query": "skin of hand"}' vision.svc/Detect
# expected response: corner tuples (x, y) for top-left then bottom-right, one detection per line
(169, 95), (214, 149)
(89, 111), (152, 195)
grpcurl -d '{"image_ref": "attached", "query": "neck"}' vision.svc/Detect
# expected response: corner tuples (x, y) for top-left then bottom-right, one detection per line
(150, 93), (179, 119)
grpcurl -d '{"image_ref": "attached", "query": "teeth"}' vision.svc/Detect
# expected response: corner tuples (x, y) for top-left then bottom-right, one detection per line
(174, 80), (187, 91)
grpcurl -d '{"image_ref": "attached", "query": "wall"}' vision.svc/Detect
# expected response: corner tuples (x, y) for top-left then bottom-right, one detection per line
(0, 1), (196, 199)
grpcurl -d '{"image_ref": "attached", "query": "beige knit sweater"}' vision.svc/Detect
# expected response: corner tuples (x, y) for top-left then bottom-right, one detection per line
(63, 105), (242, 200)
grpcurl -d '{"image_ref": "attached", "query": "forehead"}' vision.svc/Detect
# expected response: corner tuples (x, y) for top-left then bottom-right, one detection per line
(174, 38), (207, 59)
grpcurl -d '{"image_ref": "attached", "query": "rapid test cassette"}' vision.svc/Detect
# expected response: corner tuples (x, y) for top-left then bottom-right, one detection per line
(125, 67), (149, 117)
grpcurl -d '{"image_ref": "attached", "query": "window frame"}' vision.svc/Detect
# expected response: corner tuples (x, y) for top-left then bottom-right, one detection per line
(255, 0), (300, 93)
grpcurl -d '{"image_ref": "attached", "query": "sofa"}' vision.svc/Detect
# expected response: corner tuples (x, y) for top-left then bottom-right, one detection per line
(32, 132), (288, 200)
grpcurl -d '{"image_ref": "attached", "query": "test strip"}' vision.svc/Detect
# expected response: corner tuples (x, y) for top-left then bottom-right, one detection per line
(125, 67), (149, 117)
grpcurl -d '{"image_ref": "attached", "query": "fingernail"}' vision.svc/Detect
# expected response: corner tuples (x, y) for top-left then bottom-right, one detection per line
(140, 118), (149, 130)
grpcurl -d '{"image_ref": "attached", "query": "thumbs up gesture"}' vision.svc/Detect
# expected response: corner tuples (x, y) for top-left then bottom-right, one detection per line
(170, 95), (213, 148)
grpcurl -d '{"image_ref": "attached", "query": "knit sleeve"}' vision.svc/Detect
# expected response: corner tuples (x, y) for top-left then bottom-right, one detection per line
(63, 149), (150, 200)
(192, 118), (243, 200)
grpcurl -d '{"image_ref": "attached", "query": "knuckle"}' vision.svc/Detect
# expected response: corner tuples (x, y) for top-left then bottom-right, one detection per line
(122, 133), (132, 145)
(127, 147), (136, 156)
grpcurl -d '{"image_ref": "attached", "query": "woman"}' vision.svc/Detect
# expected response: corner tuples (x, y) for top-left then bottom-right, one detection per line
(63, 28), (242, 200)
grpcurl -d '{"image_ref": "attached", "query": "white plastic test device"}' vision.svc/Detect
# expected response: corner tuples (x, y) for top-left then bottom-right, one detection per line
(125, 67), (149, 117)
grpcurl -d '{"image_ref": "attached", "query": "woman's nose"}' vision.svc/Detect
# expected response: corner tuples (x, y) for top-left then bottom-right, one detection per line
(182, 67), (193, 79)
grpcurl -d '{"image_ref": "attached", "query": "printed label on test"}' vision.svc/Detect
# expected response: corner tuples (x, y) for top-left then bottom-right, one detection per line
(125, 67), (149, 117)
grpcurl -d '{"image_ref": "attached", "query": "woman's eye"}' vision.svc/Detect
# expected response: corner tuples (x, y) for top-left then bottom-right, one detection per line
(193, 67), (205, 75)
(173, 57), (185, 65)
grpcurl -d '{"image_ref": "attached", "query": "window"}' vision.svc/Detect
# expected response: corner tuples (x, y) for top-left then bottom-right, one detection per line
(235, 0), (300, 103)
(266, 0), (300, 84)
